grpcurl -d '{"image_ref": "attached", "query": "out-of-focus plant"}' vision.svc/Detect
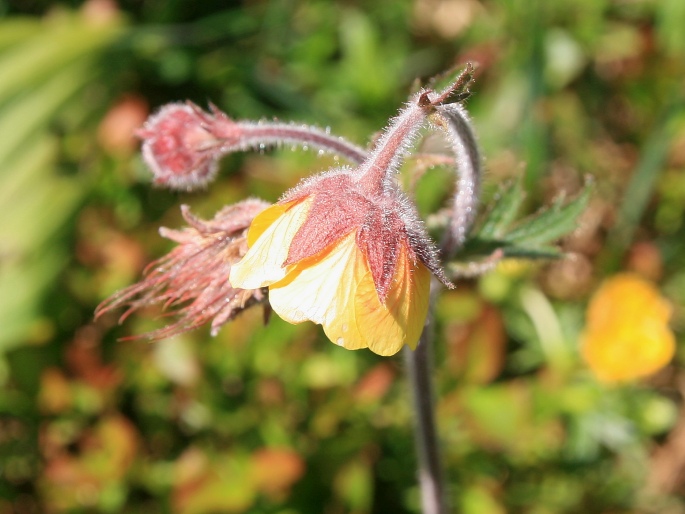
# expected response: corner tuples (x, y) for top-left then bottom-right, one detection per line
(0, 5), (125, 358)
(581, 273), (675, 383)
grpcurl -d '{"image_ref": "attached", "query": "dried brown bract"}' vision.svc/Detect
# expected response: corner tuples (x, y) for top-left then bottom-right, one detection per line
(95, 198), (270, 339)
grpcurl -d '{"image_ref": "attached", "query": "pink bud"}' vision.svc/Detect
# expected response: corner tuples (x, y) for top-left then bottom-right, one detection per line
(137, 103), (239, 190)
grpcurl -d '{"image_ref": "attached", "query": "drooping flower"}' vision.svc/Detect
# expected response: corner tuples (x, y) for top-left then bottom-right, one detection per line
(229, 87), (460, 356)
(95, 199), (270, 339)
(580, 273), (675, 382)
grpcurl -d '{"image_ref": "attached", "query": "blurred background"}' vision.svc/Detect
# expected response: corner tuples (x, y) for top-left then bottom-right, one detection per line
(1, 0), (685, 512)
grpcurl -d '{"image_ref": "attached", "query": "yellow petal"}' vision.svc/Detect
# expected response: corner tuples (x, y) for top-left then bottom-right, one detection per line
(353, 244), (431, 355)
(268, 233), (360, 329)
(268, 234), (430, 356)
(246, 201), (295, 246)
(229, 198), (311, 289)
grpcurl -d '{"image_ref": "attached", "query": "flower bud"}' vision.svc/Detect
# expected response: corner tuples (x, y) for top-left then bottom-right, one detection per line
(138, 102), (240, 190)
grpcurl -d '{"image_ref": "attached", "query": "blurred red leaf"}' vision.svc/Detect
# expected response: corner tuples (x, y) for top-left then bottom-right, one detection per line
(40, 415), (138, 510)
(354, 363), (395, 404)
(66, 326), (122, 391)
(250, 448), (305, 499)
(97, 94), (149, 155)
(444, 296), (506, 384)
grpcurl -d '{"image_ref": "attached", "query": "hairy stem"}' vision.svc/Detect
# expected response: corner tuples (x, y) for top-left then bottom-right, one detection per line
(355, 93), (431, 194)
(404, 85), (482, 514)
(434, 103), (482, 258)
(404, 277), (448, 514)
(233, 121), (369, 164)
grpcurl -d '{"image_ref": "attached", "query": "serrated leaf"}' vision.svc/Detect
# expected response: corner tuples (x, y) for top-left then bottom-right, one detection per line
(499, 245), (563, 259)
(503, 183), (591, 246)
(477, 178), (525, 239)
(455, 236), (561, 260)
(446, 239), (562, 279)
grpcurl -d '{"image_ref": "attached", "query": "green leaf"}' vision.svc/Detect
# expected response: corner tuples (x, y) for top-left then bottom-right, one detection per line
(0, 61), (91, 165)
(503, 181), (592, 246)
(0, 249), (68, 352)
(477, 178), (525, 239)
(452, 182), (590, 273)
(499, 245), (563, 259)
(0, 13), (123, 104)
(0, 17), (43, 51)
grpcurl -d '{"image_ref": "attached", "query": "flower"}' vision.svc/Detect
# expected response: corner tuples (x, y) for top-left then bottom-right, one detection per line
(230, 88), (456, 356)
(95, 199), (270, 339)
(229, 179), (438, 356)
(580, 273), (675, 382)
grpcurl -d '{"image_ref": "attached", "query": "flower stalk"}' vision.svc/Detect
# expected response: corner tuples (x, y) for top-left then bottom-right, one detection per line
(404, 277), (449, 514)
(402, 65), (481, 514)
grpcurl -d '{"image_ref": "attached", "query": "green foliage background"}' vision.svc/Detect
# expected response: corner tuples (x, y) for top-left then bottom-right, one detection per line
(1, 0), (685, 512)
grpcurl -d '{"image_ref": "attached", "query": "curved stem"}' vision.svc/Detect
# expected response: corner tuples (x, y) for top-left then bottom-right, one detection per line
(233, 121), (369, 164)
(405, 84), (482, 514)
(354, 93), (430, 193)
(434, 103), (482, 258)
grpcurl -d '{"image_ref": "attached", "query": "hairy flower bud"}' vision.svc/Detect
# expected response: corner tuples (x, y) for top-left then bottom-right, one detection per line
(137, 102), (240, 190)
(138, 102), (368, 190)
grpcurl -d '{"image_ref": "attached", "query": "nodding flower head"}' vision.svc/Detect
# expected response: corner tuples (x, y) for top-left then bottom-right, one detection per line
(229, 86), (463, 356)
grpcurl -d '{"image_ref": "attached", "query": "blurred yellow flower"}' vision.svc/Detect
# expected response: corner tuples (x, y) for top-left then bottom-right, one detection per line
(581, 273), (675, 382)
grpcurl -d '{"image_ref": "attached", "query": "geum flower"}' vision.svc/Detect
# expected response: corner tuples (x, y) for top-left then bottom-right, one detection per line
(229, 85), (469, 356)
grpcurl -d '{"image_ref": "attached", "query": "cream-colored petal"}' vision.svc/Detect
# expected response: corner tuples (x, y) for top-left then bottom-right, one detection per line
(229, 199), (311, 289)
(268, 233), (358, 326)
(269, 234), (430, 355)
